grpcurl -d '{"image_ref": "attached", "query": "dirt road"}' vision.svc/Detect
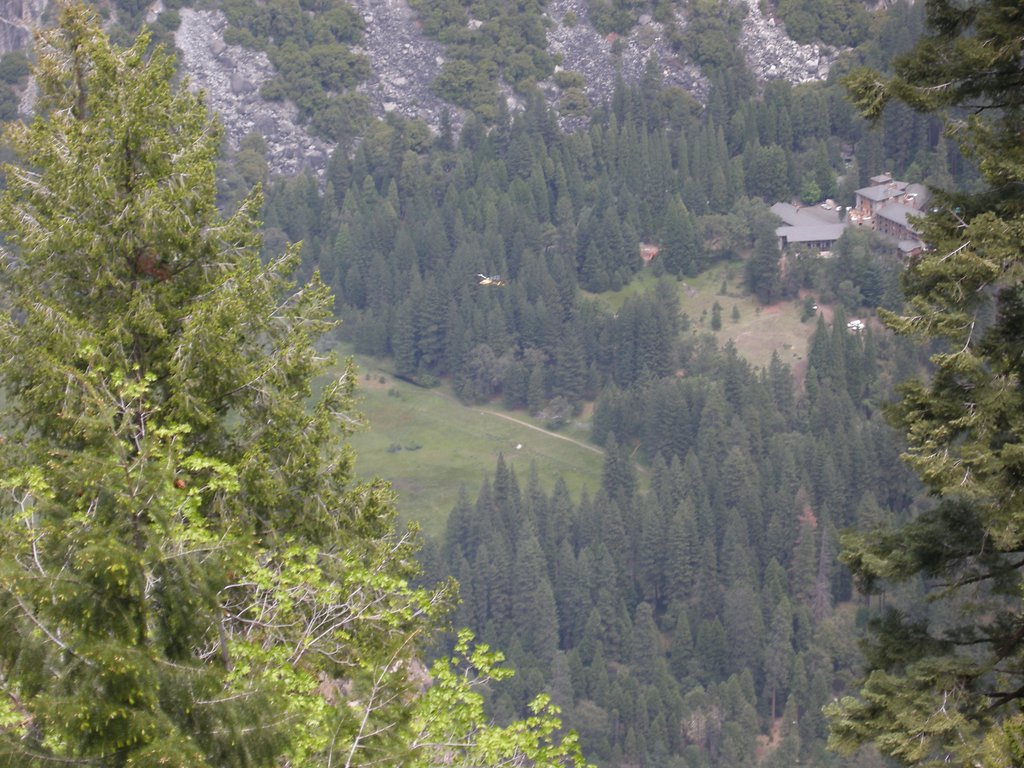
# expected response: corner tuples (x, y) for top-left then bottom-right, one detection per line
(477, 410), (604, 455)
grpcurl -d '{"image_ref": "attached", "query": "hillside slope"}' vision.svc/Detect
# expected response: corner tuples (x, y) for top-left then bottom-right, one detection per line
(169, 0), (835, 169)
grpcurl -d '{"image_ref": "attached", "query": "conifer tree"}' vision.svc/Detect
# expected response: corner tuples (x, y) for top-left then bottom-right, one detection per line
(746, 222), (783, 304)
(0, 7), (447, 764)
(828, 0), (1024, 764)
(660, 196), (700, 276)
(0, 8), (587, 767)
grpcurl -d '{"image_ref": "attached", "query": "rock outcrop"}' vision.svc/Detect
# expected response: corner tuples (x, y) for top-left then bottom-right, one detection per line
(0, 0), (45, 56)
(0, 0), (844, 176)
(174, 8), (331, 176)
(543, 0), (708, 124)
(169, 0), (841, 174)
(350, 0), (450, 129)
(740, 1), (834, 83)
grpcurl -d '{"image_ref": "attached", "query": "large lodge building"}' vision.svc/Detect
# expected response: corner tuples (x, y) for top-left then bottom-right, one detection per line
(774, 174), (930, 257)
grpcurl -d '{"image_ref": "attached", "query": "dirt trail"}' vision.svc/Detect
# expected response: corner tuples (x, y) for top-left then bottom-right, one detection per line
(477, 410), (604, 455)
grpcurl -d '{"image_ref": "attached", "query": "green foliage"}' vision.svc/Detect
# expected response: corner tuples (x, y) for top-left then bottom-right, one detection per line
(0, 86), (17, 120)
(776, 0), (871, 47)
(218, 0), (371, 141)
(0, 9), (596, 767)
(799, 175), (822, 205)
(0, 8), (452, 765)
(846, 0), (1024, 121)
(7, 3), (997, 767)
(826, 662), (981, 765)
(746, 221), (783, 304)
(660, 196), (702, 276)
(154, 8), (180, 33)
(829, 0), (1024, 763)
(0, 50), (29, 121)
(443, 323), (907, 763)
(681, 0), (750, 76)
(554, 70), (586, 90)
(0, 51), (29, 84)
(300, 65), (926, 433)
(587, 0), (639, 36)
(559, 86), (590, 117)
(801, 294), (818, 321)
(411, 630), (590, 767)
(817, 227), (902, 310)
(238, 47), (979, 767)
(408, 0), (554, 121)
(557, 70), (589, 116)
(744, 143), (790, 201)
(217, 132), (270, 210)
(434, 58), (499, 114)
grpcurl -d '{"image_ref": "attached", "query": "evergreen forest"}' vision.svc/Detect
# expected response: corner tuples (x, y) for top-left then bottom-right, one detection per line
(2, 0), (1023, 765)
(238, 5), (970, 762)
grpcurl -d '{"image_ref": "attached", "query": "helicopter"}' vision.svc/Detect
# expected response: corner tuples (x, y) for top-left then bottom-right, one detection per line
(477, 273), (506, 287)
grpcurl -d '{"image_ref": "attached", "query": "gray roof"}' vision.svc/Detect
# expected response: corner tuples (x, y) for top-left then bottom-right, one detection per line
(902, 183), (930, 208)
(876, 202), (923, 231)
(770, 202), (803, 226)
(770, 202), (842, 227)
(856, 182), (907, 203)
(776, 223), (847, 244)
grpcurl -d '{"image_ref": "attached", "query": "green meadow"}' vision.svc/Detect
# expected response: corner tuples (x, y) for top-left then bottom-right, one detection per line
(336, 352), (606, 539)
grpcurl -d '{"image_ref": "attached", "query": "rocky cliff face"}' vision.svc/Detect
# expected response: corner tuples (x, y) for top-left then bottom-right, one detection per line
(543, 0), (707, 121)
(0, 0), (46, 55)
(173, 0), (837, 174)
(340, 0), (835, 130)
(10, 0), (839, 175)
(174, 8), (332, 177)
(741, 1), (833, 82)
(350, 0), (450, 126)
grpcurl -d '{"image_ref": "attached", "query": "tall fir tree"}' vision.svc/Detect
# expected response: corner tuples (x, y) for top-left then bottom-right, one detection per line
(828, 0), (1024, 764)
(0, 7), (451, 763)
(0, 8), (587, 768)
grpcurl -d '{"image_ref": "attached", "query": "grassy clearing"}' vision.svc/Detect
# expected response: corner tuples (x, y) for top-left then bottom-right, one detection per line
(583, 270), (661, 312)
(332, 352), (606, 539)
(680, 264), (814, 370)
(586, 263), (816, 370)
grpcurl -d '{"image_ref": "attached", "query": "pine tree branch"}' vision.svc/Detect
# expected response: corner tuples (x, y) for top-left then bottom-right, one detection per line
(934, 555), (1024, 591)
(6, 591), (94, 669)
(985, 682), (1024, 711)
(994, 622), (1024, 663)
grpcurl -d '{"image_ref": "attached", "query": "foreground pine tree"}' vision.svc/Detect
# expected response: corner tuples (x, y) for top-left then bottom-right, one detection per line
(0, 6), (587, 767)
(827, 0), (1024, 765)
